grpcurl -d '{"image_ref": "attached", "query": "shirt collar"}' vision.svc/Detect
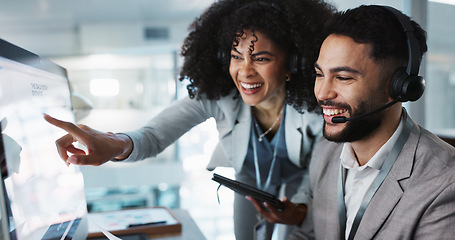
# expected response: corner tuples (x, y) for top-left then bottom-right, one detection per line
(340, 115), (405, 171)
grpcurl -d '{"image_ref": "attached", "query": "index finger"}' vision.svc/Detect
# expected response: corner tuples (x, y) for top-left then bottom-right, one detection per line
(43, 113), (86, 138)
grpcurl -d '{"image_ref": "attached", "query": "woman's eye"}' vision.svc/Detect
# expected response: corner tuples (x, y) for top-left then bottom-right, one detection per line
(315, 72), (323, 77)
(254, 57), (269, 62)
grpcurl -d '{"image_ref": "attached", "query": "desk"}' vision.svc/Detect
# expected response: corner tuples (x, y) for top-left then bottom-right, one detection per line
(88, 209), (206, 240)
(149, 209), (206, 240)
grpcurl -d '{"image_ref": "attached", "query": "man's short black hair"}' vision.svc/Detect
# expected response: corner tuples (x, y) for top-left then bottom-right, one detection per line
(323, 5), (427, 65)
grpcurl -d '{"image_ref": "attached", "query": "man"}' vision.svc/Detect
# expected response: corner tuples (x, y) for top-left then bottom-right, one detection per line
(283, 5), (455, 239)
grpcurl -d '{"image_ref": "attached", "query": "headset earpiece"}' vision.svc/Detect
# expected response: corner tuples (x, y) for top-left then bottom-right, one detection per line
(403, 75), (425, 101)
(289, 53), (306, 75)
(217, 50), (227, 63)
(382, 6), (425, 102)
(389, 67), (425, 102)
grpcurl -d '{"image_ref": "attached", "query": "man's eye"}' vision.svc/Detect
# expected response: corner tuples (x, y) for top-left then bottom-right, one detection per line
(315, 72), (323, 77)
(337, 76), (352, 81)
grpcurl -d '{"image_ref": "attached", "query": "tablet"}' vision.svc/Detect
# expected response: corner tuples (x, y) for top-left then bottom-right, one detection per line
(212, 173), (285, 210)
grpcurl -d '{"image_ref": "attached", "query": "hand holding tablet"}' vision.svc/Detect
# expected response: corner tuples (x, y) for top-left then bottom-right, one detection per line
(212, 173), (285, 210)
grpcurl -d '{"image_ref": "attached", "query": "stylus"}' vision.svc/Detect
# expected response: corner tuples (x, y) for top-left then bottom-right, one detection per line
(127, 221), (167, 228)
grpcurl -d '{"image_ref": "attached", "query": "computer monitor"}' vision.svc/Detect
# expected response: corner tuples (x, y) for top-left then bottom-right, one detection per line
(0, 38), (88, 240)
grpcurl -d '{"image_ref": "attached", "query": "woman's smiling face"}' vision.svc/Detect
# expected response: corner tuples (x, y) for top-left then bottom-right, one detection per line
(229, 30), (289, 107)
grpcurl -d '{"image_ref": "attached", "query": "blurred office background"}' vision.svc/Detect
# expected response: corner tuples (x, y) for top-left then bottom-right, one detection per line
(0, 0), (453, 239)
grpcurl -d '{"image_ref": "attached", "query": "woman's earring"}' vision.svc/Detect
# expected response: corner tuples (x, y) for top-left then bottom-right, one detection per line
(285, 75), (291, 82)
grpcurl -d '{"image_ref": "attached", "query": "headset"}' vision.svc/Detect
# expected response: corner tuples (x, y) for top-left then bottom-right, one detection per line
(331, 6), (426, 123)
(382, 6), (425, 102)
(289, 52), (306, 75)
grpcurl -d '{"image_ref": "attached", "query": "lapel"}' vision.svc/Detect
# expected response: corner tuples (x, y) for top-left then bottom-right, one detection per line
(286, 108), (322, 167)
(227, 102), (310, 171)
(354, 117), (420, 240)
(217, 94), (320, 171)
(285, 107), (304, 165)
(209, 91), (252, 171)
(229, 100), (251, 171)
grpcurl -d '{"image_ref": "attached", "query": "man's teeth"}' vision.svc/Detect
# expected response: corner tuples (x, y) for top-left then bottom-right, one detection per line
(323, 108), (347, 116)
(241, 82), (263, 90)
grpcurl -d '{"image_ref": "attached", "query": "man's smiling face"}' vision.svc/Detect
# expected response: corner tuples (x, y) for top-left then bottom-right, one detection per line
(314, 34), (390, 142)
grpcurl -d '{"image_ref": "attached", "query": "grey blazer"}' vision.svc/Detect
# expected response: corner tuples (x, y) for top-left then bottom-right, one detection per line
(289, 113), (455, 240)
(123, 91), (322, 201)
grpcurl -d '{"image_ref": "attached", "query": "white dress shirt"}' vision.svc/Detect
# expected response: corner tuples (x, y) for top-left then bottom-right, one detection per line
(341, 117), (404, 239)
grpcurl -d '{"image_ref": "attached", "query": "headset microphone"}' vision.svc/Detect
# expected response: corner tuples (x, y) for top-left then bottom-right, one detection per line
(331, 99), (400, 123)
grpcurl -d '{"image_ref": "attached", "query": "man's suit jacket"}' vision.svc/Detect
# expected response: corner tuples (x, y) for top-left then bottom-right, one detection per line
(289, 113), (455, 239)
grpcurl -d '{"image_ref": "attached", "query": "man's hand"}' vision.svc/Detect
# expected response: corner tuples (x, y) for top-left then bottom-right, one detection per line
(43, 114), (133, 166)
(246, 196), (307, 225)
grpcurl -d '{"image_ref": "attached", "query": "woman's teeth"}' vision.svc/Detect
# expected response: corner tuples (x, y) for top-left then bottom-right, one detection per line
(240, 82), (263, 90)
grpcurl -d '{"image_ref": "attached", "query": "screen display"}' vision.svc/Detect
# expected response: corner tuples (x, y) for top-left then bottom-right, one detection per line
(0, 39), (87, 240)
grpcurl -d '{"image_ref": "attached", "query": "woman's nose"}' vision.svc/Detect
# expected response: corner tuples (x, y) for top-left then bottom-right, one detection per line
(238, 59), (256, 78)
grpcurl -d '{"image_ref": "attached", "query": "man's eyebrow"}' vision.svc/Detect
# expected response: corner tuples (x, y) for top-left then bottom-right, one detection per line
(314, 63), (362, 75)
(331, 66), (362, 75)
(251, 51), (273, 56)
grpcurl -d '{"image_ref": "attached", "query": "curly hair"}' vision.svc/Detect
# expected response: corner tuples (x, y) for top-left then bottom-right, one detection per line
(179, 0), (335, 113)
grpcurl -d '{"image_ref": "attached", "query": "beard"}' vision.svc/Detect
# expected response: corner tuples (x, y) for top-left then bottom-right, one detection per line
(322, 98), (386, 143)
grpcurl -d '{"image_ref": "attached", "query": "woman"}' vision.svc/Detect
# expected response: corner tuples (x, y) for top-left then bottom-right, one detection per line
(44, 0), (335, 239)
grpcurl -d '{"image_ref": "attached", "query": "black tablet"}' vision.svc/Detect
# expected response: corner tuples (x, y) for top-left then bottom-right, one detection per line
(212, 173), (285, 210)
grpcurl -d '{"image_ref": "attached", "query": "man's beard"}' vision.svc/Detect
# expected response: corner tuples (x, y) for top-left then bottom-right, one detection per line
(322, 99), (386, 143)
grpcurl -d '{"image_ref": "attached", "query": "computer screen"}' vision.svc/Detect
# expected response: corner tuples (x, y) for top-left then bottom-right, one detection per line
(0, 38), (88, 240)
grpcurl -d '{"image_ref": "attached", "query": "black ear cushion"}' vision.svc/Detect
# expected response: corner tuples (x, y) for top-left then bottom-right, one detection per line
(217, 51), (226, 62)
(390, 67), (425, 102)
(289, 53), (306, 75)
(289, 54), (298, 74)
(389, 68), (409, 100)
(402, 75), (425, 102)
